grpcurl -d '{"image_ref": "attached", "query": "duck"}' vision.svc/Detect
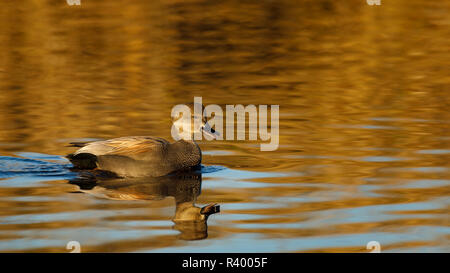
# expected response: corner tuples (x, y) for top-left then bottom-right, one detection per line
(68, 173), (220, 240)
(66, 103), (218, 178)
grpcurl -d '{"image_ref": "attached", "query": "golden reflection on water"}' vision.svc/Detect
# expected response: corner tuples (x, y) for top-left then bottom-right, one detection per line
(0, 0), (449, 252)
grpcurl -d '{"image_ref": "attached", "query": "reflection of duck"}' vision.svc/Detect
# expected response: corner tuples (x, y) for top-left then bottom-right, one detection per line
(68, 173), (220, 240)
(66, 103), (219, 178)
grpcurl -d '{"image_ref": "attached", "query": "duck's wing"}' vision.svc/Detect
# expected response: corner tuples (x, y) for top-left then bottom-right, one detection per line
(79, 186), (165, 201)
(68, 136), (170, 169)
(75, 136), (169, 156)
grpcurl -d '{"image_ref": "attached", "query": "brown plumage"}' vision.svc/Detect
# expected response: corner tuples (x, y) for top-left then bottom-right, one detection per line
(69, 174), (220, 240)
(67, 103), (219, 177)
(67, 136), (203, 177)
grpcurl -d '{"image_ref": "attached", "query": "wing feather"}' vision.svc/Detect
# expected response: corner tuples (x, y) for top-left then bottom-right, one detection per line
(74, 136), (169, 159)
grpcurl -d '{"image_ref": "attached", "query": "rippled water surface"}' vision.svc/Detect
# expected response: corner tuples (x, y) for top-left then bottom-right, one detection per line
(0, 0), (449, 252)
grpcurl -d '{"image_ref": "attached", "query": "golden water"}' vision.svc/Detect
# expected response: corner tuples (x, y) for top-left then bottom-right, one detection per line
(0, 0), (449, 252)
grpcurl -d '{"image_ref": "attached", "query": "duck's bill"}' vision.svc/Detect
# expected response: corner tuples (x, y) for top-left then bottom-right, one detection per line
(202, 122), (220, 140)
(200, 203), (220, 215)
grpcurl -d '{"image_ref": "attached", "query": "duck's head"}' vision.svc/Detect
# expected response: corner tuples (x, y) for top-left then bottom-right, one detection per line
(172, 203), (220, 240)
(171, 102), (220, 141)
(174, 203), (220, 222)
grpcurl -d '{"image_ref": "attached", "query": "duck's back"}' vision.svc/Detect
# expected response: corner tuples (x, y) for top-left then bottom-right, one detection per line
(68, 136), (173, 177)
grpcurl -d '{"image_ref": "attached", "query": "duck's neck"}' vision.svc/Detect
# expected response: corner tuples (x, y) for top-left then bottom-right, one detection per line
(167, 140), (202, 171)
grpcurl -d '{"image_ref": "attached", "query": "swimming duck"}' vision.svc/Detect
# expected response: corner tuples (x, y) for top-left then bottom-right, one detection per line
(67, 103), (218, 178)
(68, 173), (220, 240)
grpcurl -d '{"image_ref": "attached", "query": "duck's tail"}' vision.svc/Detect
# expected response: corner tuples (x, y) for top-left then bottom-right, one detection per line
(66, 153), (98, 169)
(66, 142), (88, 148)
